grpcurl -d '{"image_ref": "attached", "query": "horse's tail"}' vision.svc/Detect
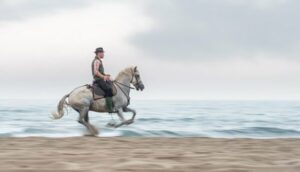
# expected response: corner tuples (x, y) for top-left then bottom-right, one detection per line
(51, 94), (70, 119)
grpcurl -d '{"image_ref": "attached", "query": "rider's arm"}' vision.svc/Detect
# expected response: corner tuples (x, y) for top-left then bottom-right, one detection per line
(94, 60), (106, 79)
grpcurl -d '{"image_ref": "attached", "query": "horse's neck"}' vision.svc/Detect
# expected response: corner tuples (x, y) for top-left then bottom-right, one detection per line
(115, 73), (131, 95)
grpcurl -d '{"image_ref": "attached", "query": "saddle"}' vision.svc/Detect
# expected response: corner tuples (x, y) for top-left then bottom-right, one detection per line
(87, 82), (117, 100)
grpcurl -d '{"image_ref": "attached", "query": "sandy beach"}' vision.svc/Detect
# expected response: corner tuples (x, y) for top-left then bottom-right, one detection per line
(0, 137), (299, 172)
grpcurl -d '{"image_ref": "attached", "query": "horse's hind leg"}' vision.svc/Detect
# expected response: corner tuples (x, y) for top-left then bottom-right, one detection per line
(84, 113), (89, 122)
(78, 107), (98, 136)
(76, 108), (90, 123)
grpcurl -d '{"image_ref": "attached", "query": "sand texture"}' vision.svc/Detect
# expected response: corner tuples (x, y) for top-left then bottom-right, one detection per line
(0, 137), (299, 172)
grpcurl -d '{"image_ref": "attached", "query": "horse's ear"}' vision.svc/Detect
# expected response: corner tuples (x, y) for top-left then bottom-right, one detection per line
(134, 66), (137, 71)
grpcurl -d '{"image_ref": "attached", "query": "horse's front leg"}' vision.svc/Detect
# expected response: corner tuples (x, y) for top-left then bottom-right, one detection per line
(107, 108), (126, 128)
(116, 108), (126, 122)
(123, 107), (136, 124)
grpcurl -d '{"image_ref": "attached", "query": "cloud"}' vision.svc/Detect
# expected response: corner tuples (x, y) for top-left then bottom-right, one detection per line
(0, 0), (153, 98)
(130, 0), (300, 61)
(0, 0), (95, 21)
(0, 0), (299, 100)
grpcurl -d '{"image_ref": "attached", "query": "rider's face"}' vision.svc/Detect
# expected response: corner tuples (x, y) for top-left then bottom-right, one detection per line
(97, 52), (104, 59)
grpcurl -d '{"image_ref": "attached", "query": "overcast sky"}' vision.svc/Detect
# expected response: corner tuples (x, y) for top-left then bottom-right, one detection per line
(0, 0), (300, 100)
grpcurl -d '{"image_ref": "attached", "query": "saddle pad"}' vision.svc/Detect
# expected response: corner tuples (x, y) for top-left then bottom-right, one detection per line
(87, 83), (117, 100)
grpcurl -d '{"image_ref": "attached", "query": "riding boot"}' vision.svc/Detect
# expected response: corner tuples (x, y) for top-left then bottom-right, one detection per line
(105, 97), (114, 113)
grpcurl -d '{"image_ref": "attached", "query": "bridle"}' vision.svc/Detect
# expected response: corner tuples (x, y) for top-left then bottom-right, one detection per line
(112, 68), (139, 105)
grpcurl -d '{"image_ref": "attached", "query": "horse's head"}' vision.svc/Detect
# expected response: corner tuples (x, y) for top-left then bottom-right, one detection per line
(130, 66), (144, 91)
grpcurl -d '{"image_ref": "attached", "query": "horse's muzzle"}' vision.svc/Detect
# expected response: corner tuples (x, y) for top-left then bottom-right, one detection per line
(139, 84), (145, 91)
(136, 83), (144, 91)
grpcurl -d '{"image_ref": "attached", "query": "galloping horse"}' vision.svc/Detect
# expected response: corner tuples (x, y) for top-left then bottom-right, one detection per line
(52, 66), (144, 135)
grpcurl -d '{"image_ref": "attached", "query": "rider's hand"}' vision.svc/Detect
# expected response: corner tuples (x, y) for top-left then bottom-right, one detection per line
(103, 75), (110, 81)
(106, 74), (111, 80)
(103, 76), (108, 81)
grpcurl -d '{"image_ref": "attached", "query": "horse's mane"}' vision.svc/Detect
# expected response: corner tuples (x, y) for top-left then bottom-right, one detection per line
(115, 66), (134, 81)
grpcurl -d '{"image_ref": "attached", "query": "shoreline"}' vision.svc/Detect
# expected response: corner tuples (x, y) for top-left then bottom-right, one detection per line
(0, 137), (299, 172)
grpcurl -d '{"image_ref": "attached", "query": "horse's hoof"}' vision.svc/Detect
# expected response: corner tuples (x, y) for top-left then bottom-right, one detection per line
(88, 131), (98, 137)
(106, 122), (117, 128)
(84, 133), (95, 137)
(92, 129), (99, 136)
(125, 119), (134, 125)
(93, 128), (99, 134)
(87, 126), (99, 136)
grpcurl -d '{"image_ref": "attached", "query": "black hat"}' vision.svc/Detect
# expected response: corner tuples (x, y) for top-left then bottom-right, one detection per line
(94, 47), (104, 53)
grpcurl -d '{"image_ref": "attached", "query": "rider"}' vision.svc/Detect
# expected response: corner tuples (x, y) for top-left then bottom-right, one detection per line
(91, 47), (114, 113)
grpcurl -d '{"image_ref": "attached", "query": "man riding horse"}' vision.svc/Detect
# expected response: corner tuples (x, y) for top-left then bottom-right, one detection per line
(52, 47), (145, 135)
(92, 47), (114, 113)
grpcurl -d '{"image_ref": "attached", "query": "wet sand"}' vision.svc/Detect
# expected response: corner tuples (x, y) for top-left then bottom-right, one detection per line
(0, 137), (299, 172)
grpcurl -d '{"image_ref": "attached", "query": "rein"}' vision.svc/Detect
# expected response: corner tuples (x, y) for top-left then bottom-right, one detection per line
(112, 68), (138, 106)
(113, 80), (135, 89)
(112, 80), (134, 105)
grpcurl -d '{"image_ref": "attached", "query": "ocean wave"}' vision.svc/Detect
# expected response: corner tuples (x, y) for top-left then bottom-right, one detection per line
(0, 109), (39, 113)
(1, 100), (300, 138)
(214, 127), (300, 135)
(147, 130), (181, 136)
(0, 133), (13, 137)
(120, 130), (145, 137)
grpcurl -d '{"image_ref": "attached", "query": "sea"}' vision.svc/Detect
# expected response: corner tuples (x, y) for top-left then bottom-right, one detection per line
(0, 99), (299, 138)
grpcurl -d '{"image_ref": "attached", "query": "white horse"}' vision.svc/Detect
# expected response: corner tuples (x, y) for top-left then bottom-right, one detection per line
(52, 66), (144, 135)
